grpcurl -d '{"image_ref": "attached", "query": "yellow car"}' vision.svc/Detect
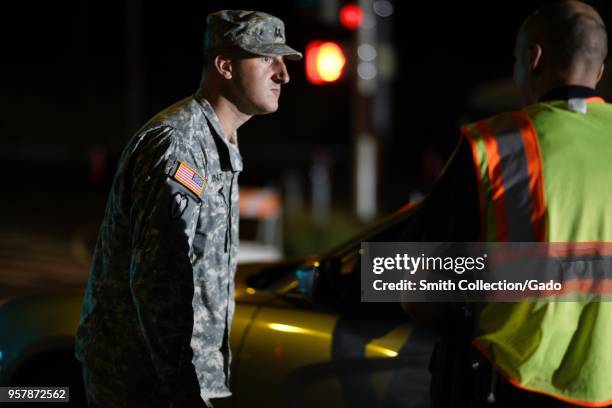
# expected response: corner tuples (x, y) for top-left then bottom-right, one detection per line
(0, 208), (435, 407)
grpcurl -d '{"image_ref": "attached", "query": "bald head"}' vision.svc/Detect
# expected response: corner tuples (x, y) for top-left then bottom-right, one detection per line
(514, 1), (608, 103)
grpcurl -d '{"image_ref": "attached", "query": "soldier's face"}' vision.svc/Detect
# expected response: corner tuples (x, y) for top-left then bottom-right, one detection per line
(232, 55), (290, 115)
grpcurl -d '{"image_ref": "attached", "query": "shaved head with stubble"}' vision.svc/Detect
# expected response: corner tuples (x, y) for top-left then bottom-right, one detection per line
(513, 0), (608, 104)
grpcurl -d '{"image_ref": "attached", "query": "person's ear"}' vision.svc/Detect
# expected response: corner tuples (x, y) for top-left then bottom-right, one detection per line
(529, 43), (543, 72)
(213, 55), (233, 79)
(597, 63), (605, 82)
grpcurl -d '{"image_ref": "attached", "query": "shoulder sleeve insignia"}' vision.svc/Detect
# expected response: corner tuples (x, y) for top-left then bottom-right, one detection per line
(171, 161), (206, 197)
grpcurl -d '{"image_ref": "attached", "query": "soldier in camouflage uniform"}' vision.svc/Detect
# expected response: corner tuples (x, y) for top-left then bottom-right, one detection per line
(75, 10), (301, 408)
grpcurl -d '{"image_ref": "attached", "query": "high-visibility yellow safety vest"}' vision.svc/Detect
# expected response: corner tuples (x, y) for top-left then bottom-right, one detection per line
(462, 97), (612, 407)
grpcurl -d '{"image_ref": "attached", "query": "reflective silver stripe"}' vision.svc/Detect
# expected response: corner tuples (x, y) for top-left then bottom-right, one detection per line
(567, 98), (588, 113)
(486, 114), (535, 241)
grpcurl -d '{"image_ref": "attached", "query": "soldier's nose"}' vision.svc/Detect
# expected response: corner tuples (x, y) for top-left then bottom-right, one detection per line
(273, 58), (290, 84)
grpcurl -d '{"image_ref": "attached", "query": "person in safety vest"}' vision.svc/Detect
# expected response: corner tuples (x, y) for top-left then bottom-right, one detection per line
(402, 1), (612, 407)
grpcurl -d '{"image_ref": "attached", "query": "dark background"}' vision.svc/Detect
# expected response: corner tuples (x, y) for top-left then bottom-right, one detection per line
(2, 0), (612, 287)
(3, 1), (611, 199)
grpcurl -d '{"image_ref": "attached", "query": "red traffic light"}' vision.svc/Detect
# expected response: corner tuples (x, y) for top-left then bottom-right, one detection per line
(305, 41), (346, 85)
(339, 4), (363, 30)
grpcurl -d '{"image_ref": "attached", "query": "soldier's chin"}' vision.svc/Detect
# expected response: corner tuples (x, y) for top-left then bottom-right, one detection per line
(255, 101), (279, 115)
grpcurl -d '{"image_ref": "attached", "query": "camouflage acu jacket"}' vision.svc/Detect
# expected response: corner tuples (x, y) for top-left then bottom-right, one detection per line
(75, 94), (242, 403)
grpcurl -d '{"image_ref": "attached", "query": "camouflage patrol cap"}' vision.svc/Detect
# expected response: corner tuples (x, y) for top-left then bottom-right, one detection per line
(204, 10), (302, 60)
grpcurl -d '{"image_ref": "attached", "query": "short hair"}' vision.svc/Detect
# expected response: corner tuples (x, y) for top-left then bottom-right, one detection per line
(525, 1), (608, 71)
(202, 51), (217, 75)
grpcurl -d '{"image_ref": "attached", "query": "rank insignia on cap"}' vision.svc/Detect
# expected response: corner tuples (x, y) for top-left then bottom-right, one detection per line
(172, 162), (206, 196)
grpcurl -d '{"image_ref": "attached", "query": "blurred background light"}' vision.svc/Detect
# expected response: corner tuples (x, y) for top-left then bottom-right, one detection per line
(305, 40), (346, 84)
(358, 43), (377, 61)
(357, 62), (377, 80)
(373, 0), (394, 17)
(339, 4), (364, 30)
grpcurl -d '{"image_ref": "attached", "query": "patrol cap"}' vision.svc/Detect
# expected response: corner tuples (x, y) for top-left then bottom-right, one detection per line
(204, 10), (303, 61)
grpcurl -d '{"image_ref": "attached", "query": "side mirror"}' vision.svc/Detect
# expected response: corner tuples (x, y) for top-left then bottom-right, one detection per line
(295, 258), (357, 304)
(295, 265), (319, 300)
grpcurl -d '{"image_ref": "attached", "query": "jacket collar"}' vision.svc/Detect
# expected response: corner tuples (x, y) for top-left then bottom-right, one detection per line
(539, 85), (600, 102)
(195, 93), (243, 173)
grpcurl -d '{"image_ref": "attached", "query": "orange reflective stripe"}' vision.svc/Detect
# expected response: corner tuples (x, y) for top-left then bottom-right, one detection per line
(513, 111), (547, 241)
(464, 112), (549, 242)
(554, 278), (612, 296)
(472, 340), (612, 407)
(585, 96), (605, 103)
(461, 124), (487, 233)
(503, 380), (612, 407)
(547, 241), (612, 257)
(477, 121), (509, 241)
(490, 241), (612, 261)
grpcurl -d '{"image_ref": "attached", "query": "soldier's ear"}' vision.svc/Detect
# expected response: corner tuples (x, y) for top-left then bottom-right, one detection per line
(528, 43), (543, 72)
(597, 63), (605, 83)
(213, 55), (233, 79)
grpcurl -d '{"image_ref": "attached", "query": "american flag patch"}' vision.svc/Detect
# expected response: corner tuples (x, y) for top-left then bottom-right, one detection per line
(172, 162), (205, 196)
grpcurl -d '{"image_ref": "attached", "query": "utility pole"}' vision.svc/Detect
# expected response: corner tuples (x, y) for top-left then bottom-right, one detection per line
(354, 0), (395, 221)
